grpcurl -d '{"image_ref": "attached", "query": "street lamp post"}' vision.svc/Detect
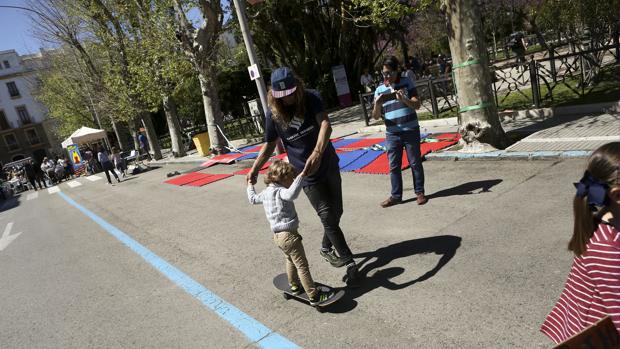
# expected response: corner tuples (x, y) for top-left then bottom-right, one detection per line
(232, 0), (269, 118)
(232, 0), (285, 153)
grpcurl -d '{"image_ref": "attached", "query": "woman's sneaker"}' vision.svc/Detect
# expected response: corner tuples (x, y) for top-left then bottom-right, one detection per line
(309, 289), (335, 306)
(320, 248), (346, 268)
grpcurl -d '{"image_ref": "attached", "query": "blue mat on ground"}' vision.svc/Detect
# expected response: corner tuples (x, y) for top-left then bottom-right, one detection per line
(340, 150), (384, 172)
(238, 144), (260, 152)
(337, 149), (367, 170)
(332, 138), (361, 149)
(236, 153), (258, 161)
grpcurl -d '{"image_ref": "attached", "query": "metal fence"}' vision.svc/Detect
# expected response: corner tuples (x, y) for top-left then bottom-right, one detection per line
(360, 43), (619, 125)
(222, 113), (264, 141)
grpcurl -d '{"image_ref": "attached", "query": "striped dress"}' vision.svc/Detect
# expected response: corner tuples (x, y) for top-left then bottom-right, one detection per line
(541, 222), (620, 343)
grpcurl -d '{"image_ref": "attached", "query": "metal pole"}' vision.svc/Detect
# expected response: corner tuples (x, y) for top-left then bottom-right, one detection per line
(233, 0), (285, 154)
(232, 0), (269, 118)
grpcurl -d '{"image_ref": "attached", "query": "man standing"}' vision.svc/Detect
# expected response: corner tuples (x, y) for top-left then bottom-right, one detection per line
(373, 56), (427, 208)
(510, 32), (528, 69)
(138, 131), (151, 161)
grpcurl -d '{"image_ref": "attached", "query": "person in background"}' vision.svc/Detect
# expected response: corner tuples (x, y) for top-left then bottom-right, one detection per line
(540, 142), (620, 343)
(138, 131), (152, 161)
(97, 145), (121, 184)
(23, 159), (42, 191)
(360, 68), (375, 106)
(111, 147), (127, 178)
(372, 56), (427, 208)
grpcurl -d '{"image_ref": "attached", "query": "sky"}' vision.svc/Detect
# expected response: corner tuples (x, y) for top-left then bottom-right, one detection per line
(0, 0), (231, 56)
(0, 0), (41, 55)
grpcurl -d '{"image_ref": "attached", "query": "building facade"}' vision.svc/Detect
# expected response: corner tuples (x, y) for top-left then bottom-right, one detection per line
(0, 49), (59, 166)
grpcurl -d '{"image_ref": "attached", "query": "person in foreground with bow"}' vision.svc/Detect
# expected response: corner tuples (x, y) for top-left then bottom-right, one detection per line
(540, 142), (620, 343)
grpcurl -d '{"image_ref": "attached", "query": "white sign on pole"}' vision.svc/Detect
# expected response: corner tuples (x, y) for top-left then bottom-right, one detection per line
(247, 64), (261, 81)
(332, 65), (350, 96)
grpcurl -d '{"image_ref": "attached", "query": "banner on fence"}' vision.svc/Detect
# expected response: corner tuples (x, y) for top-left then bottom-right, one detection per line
(332, 64), (352, 107)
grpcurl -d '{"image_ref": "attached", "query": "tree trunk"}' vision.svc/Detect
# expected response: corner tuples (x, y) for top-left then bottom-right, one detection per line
(162, 95), (186, 158)
(198, 72), (227, 154)
(109, 117), (128, 151)
(443, 0), (508, 151)
(130, 118), (140, 152)
(141, 112), (162, 160)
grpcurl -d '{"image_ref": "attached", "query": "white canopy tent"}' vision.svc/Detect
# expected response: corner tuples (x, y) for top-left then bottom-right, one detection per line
(61, 126), (109, 149)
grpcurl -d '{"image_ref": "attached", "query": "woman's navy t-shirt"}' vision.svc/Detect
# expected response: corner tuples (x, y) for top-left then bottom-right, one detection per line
(264, 90), (339, 186)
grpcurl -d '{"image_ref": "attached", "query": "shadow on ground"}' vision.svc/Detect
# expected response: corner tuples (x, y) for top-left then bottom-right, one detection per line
(0, 195), (21, 213)
(400, 179), (503, 205)
(327, 235), (462, 313)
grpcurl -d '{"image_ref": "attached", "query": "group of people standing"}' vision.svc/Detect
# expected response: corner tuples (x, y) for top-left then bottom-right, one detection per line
(246, 59), (427, 304)
(246, 63), (619, 344)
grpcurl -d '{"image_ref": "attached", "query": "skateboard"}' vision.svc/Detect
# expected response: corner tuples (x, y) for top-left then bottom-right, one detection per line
(272, 273), (344, 313)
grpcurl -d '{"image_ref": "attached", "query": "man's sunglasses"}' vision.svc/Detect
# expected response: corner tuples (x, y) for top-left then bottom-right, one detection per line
(382, 71), (396, 78)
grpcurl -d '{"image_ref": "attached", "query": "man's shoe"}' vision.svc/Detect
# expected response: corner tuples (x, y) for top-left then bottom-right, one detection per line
(320, 248), (347, 268)
(380, 196), (401, 208)
(416, 192), (428, 205)
(309, 288), (335, 306)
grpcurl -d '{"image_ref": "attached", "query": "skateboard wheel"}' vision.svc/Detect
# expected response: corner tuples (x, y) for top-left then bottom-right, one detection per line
(283, 293), (291, 300)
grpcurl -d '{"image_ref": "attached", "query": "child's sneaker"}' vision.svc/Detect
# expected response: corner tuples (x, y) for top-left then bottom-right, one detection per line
(309, 288), (335, 306)
(289, 283), (303, 295)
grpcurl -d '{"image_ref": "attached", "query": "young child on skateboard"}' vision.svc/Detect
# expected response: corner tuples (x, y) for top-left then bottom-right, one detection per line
(247, 160), (334, 305)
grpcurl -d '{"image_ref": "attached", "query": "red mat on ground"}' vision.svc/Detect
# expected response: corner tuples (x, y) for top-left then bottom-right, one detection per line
(234, 163), (270, 176)
(427, 133), (460, 141)
(339, 138), (385, 150)
(355, 140), (458, 174)
(233, 153), (288, 176)
(241, 145), (262, 153)
(164, 172), (211, 185)
(186, 173), (233, 187)
(200, 153), (246, 167)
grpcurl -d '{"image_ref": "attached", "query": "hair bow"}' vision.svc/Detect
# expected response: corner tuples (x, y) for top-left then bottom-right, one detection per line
(574, 171), (609, 209)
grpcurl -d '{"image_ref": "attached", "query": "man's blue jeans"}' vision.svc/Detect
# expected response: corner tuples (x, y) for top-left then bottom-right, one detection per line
(386, 128), (425, 199)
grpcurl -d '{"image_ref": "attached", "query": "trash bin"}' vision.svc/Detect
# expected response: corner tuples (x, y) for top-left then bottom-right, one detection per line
(192, 131), (211, 156)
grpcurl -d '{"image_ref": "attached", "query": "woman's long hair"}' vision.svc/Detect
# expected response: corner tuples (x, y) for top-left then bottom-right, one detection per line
(569, 142), (620, 256)
(267, 79), (306, 128)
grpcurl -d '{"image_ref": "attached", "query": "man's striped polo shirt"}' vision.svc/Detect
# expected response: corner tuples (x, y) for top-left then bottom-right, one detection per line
(374, 76), (419, 134)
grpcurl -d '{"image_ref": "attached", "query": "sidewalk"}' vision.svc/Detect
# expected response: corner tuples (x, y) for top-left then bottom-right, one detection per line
(153, 101), (619, 166)
(427, 101), (619, 160)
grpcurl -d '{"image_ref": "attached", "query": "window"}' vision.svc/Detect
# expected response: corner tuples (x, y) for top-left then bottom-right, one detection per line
(0, 110), (9, 130)
(16, 106), (31, 125)
(6, 82), (20, 98)
(4, 134), (19, 151)
(3, 60), (10, 68)
(25, 129), (40, 145)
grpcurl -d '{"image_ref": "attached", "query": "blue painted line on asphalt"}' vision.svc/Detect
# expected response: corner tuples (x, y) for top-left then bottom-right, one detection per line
(58, 192), (301, 349)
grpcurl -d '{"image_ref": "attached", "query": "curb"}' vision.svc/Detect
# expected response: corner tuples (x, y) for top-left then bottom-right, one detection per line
(425, 149), (592, 161)
(152, 159), (207, 166)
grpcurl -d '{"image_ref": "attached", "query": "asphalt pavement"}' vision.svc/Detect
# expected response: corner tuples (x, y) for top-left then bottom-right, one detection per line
(0, 156), (589, 348)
